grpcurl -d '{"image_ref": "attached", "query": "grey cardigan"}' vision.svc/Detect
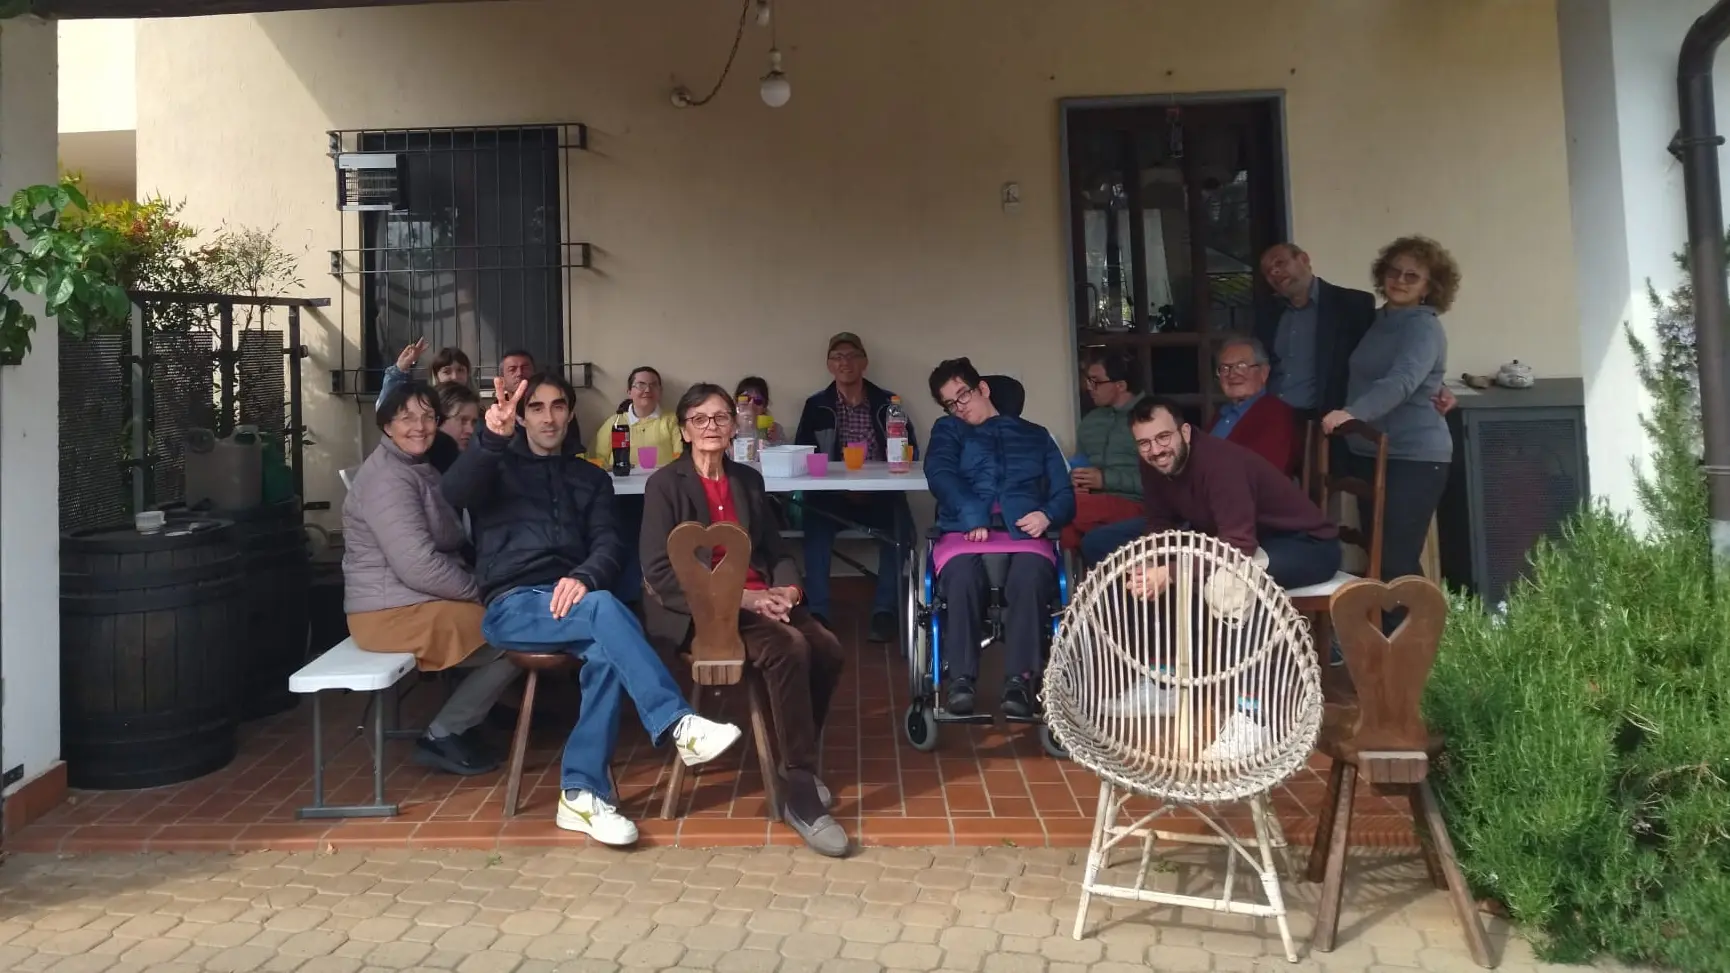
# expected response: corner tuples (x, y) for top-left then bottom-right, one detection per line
(342, 436), (480, 613)
(1343, 304), (1453, 463)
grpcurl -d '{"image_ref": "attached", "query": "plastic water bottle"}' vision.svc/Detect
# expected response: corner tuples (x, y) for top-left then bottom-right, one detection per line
(732, 395), (761, 463)
(886, 396), (912, 474)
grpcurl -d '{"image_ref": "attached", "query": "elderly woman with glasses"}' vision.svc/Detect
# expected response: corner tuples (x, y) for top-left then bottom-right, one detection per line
(343, 381), (520, 776)
(1320, 236), (1459, 586)
(640, 383), (848, 858)
(924, 357), (1075, 720)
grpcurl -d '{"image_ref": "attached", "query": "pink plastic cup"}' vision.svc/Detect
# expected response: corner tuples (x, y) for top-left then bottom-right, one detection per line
(806, 453), (830, 477)
(637, 446), (658, 469)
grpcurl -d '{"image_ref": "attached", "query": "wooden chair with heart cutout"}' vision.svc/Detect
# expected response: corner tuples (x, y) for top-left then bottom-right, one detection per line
(1308, 576), (1494, 969)
(655, 521), (781, 821)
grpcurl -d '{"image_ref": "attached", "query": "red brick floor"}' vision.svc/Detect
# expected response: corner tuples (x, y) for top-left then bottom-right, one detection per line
(12, 581), (1417, 854)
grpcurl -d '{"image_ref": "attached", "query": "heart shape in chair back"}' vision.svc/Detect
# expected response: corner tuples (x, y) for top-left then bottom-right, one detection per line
(665, 521), (752, 678)
(1329, 576), (1448, 752)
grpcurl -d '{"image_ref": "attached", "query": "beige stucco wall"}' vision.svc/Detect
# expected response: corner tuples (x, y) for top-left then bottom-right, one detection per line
(58, 20), (137, 201)
(58, 19), (134, 136)
(133, 0), (1579, 522)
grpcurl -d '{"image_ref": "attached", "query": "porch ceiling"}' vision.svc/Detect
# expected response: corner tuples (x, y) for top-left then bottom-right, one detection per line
(31, 0), (504, 19)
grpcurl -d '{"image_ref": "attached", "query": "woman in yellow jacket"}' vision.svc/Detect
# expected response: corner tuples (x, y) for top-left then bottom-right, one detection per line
(591, 365), (683, 467)
(594, 366), (680, 604)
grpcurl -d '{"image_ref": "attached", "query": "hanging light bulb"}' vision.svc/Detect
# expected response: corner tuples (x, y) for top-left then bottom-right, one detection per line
(760, 48), (791, 108)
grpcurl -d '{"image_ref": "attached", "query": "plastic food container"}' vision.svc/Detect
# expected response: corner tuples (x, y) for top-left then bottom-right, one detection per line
(759, 445), (816, 478)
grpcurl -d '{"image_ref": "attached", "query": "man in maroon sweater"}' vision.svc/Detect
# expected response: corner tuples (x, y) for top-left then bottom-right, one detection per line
(1131, 397), (1340, 591)
(1114, 398), (1343, 756)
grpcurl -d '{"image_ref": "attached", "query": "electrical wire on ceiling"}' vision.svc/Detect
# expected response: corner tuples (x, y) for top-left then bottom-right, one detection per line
(672, 0), (755, 109)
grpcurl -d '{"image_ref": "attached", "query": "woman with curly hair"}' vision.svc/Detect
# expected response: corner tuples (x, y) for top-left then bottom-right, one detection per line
(1320, 235), (1458, 585)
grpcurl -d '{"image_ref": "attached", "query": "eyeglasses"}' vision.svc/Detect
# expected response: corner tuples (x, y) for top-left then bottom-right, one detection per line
(630, 381), (661, 392)
(1383, 267), (1426, 285)
(685, 413), (734, 430)
(1215, 362), (1263, 377)
(1082, 374), (1118, 390)
(940, 386), (979, 415)
(740, 393), (766, 406)
(1137, 430), (1180, 450)
(828, 352), (864, 364)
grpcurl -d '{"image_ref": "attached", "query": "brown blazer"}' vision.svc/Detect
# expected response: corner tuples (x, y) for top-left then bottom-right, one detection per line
(640, 452), (802, 651)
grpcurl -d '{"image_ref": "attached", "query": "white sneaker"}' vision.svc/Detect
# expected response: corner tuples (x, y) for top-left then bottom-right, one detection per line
(1202, 710), (1269, 763)
(672, 714), (743, 767)
(1103, 676), (1176, 717)
(556, 790), (639, 846)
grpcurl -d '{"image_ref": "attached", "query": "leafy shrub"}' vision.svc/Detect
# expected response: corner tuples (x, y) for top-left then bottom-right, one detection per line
(1426, 259), (1730, 970)
(57, 174), (306, 334)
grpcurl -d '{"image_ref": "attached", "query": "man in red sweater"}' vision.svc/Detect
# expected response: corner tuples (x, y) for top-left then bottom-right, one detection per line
(1205, 336), (1299, 476)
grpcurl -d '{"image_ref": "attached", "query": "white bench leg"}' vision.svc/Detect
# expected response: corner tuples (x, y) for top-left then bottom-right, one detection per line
(297, 690), (401, 820)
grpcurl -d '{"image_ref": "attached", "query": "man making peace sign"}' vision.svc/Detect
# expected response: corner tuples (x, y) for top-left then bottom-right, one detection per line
(442, 373), (741, 847)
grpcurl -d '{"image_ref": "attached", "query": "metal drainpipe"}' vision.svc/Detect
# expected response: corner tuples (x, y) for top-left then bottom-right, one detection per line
(1675, 0), (1730, 564)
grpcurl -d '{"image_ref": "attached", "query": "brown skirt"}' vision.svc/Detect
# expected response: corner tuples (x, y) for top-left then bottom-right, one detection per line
(347, 601), (487, 672)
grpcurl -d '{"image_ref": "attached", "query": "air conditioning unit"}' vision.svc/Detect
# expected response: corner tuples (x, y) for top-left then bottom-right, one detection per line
(1437, 378), (1589, 607)
(335, 153), (407, 212)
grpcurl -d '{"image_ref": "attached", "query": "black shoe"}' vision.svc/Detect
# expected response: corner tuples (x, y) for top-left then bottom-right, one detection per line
(1001, 673), (1035, 719)
(867, 611), (896, 644)
(946, 678), (976, 716)
(413, 732), (501, 776)
(456, 727), (502, 765)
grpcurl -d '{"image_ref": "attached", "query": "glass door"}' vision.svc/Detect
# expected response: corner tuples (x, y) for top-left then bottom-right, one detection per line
(1066, 99), (1287, 421)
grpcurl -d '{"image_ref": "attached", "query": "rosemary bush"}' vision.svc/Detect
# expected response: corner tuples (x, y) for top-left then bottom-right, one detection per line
(1426, 260), (1730, 970)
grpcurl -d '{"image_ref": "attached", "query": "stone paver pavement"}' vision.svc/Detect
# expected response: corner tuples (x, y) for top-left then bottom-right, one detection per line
(0, 845), (1634, 973)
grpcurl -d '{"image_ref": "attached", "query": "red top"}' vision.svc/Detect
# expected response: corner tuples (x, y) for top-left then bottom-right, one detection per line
(1205, 393), (1300, 477)
(699, 474), (768, 590)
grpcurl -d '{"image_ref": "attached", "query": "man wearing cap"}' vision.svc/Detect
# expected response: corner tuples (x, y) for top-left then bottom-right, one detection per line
(793, 333), (917, 643)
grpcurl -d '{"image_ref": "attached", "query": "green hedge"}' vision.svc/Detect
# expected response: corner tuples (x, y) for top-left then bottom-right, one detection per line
(1426, 314), (1730, 969)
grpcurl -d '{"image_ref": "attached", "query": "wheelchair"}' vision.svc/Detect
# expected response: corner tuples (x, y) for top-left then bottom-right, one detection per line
(901, 526), (1073, 758)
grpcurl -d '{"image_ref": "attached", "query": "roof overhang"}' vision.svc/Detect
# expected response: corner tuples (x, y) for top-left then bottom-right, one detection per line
(29, 0), (505, 19)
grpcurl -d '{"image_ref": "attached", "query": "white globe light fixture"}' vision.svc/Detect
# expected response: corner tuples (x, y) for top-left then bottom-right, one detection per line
(760, 48), (791, 108)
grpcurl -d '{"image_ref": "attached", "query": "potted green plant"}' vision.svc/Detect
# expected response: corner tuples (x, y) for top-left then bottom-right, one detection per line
(0, 183), (133, 365)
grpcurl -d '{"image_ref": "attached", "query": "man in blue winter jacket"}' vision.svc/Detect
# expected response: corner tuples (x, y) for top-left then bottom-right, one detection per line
(923, 357), (1075, 717)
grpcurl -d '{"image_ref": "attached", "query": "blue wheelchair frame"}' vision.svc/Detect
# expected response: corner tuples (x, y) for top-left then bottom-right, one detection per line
(902, 528), (1072, 758)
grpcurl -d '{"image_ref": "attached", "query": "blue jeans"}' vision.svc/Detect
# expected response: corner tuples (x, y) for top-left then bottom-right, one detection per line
(481, 587), (692, 802)
(1258, 530), (1342, 590)
(801, 494), (906, 619)
(1081, 517), (1147, 566)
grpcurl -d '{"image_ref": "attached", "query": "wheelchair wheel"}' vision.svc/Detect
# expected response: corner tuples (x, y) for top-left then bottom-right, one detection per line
(903, 538), (935, 704)
(1038, 723), (1068, 760)
(905, 703), (940, 752)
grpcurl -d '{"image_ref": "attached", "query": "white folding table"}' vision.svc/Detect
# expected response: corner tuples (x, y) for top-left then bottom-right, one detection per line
(606, 460), (927, 497)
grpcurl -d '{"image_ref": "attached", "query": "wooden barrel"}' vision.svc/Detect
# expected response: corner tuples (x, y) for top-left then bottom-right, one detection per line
(164, 499), (310, 719)
(60, 518), (244, 789)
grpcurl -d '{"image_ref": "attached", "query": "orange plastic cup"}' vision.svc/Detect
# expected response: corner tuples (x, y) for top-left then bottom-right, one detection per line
(843, 443), (866, 471)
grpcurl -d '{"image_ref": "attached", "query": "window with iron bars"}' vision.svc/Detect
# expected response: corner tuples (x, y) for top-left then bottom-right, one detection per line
(328, 124), (592, 396)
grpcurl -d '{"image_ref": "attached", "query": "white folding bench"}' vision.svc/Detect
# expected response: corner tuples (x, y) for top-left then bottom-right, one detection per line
(290, 637), (418, 819)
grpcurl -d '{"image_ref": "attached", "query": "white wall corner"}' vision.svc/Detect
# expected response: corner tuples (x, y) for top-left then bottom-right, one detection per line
(0, 15), (65, 795)
(1557, 0), (1724, 527)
